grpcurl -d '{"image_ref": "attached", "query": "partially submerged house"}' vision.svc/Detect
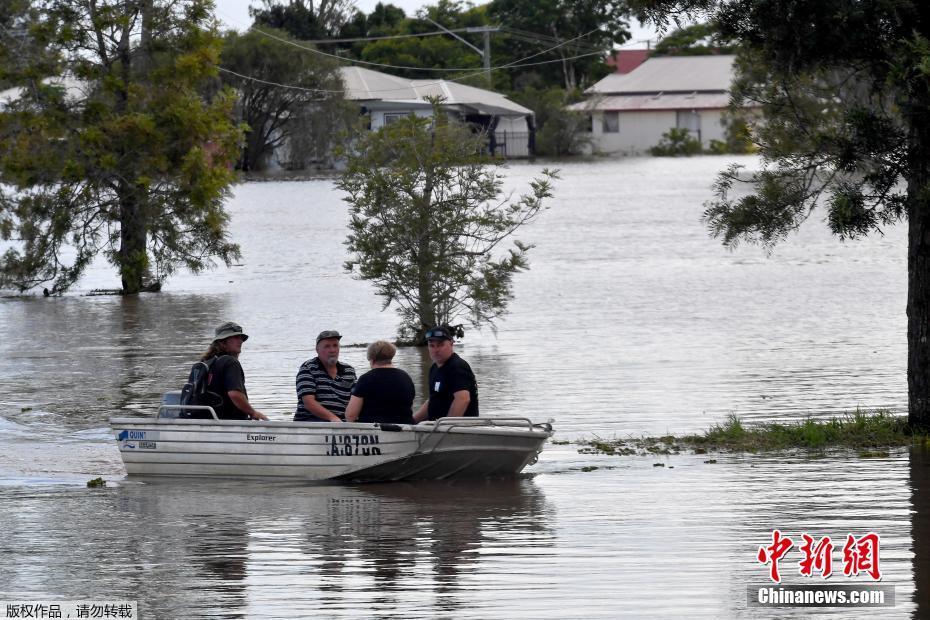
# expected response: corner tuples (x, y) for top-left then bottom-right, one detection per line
(569, 54), (739, 155)
(339, 66), (534, 158)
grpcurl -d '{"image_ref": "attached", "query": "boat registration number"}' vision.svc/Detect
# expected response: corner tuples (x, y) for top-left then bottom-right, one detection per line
(326, 434), (381, 456)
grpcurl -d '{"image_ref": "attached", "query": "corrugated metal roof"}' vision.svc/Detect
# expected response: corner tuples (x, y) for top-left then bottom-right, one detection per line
(339, 66), (531, 117)
(0, 75), (88, 107)
(568, 92), (731, 112)
(340, 66), (419, 100)
(586, 55), (736, 95)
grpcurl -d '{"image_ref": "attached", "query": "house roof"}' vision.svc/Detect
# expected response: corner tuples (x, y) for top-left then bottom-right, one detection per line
(0, 75), (87, 107)
(568, 92), (731, 112)
(586, 55), (736, 95)
(339, 66), (531, 117)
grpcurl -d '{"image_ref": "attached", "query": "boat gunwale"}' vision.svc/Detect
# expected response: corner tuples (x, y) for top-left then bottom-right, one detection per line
(109, 417), (553, 439)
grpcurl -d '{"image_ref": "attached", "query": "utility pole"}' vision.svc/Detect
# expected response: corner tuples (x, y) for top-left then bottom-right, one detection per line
(423, 17), (499, 87)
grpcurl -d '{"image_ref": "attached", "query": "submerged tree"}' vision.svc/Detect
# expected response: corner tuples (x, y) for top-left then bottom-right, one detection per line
(339, 102), (557, 344)
(632, 0), (930, 428)
(0, 0), (243, 294)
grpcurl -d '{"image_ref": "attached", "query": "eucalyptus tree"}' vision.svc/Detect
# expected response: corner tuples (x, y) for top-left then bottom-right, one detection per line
(0, 0), (243, 294)
(339, 102), (557, 344)
(250, 0), (358, 39)
(633, 0), (930, 428)
(220, 28), (352, 171)
(488, 0), (632, 91)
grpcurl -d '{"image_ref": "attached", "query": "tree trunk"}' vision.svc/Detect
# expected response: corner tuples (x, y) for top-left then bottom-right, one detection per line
(118, 182), (148, 294)
(907, 91), (930, 429)
(414, 168), (437, 345)
(113, 8), (147, 295)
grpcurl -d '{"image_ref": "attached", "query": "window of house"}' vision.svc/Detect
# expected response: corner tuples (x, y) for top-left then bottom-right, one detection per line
(583, 114), (593, 133)
(602, 111), (619, 133)
(676, 110), (701, 136)
(383, 113), (405, 126)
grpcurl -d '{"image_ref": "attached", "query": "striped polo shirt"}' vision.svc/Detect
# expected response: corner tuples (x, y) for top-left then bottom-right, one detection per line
(294, 357), (357, 421)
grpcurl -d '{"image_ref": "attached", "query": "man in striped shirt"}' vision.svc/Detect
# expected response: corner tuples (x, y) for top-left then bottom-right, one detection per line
(294, 330), (357, 422)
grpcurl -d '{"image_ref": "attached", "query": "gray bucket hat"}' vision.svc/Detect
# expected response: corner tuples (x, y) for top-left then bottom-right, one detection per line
(214, 321), (249, 342)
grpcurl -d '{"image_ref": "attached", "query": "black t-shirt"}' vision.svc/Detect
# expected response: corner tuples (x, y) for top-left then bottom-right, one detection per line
(427, 352), (479, 421)
(351, 367), (416, 425)
(206, 355), (250, 420)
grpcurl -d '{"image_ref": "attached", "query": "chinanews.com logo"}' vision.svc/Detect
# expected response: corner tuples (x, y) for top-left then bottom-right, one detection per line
(748, 530), (895, 608)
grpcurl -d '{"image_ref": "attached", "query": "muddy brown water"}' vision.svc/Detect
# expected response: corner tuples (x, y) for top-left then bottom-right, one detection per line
(0, 156), (923, 617)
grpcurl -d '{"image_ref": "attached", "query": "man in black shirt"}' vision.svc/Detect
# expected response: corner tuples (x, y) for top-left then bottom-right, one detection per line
(413, 326), (479, 422)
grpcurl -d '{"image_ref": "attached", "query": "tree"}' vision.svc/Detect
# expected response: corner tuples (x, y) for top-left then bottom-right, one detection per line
(632, 0), (930, 428)
(0, 1), (37, 91)
(651, 22), (736, 56)
(511, 86), (591, 156)
(0, 0), (243, 295)
(649, 127), (702, 156)
(339, 102), (557, 344)
(221, 28), (352, 171)
(488, 0), (632, 91)
(250, 0), (357, 39)
(355, 1), (488, 84)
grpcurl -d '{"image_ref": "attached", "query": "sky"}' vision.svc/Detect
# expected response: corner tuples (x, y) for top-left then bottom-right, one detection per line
(213, 0), (663, 48)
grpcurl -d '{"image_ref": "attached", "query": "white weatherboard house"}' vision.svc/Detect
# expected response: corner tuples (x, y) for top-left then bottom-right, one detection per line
(340, 66), (533, 158)
(569, 54), (737, 155)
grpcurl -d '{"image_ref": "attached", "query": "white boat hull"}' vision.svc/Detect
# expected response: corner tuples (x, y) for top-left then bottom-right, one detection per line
(109, 417), (552, 482)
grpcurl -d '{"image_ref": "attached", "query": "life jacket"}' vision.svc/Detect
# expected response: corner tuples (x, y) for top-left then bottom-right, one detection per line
(179, 355), (231, 419)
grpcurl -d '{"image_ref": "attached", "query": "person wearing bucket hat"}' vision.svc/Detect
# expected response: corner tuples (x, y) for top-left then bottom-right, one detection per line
(199, 321), (268, 421)
(413, 325), (479, 422)
(294, 329), (357, 422)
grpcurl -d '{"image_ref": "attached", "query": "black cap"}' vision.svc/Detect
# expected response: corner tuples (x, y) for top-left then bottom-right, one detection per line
(425, 326), (453, 341)
(316, 330), (342, 344)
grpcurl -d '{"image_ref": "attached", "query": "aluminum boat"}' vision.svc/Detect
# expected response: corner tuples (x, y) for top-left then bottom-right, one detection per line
(110, 399), (552, 482)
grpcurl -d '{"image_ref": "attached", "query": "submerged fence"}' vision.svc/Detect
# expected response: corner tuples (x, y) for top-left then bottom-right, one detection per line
(491, 131), (531, 159)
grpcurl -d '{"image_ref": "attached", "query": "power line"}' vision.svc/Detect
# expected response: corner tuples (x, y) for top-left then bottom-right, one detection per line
(296, 28), (478, 45)
(218, 7), (613, 74)
(239, 23), (607, 76)
(245, 24), (488, 72)
(218, 48), (608, 96)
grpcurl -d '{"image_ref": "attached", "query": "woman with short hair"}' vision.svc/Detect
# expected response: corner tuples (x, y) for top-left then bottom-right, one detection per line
(345, 340), (416, 425)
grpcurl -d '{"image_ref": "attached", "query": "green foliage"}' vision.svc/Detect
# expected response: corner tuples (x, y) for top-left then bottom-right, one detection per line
(511, 87), (591, 156)
(629, 0), (918, 247)
(652, 22), (737, 56)
(706, 112), (755, 155)
(692, 411), (914, 452)
(630, 0), (930, 428)
(355, 0), (489, 84)
(0, 0), (244, 294)
(250, 0), (356, 39)
(649, 127), (703, 156)
(577, 409), (920, 455)
(220, 28), (355, 171)
(339, 101), (557, 343)
(488, 0), (632, 91)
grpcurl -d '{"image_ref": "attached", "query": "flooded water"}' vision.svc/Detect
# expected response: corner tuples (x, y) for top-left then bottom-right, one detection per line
(0, 156), (923, 617)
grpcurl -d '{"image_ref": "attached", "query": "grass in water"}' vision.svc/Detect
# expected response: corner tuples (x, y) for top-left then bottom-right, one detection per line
(578, 410), (923, 456)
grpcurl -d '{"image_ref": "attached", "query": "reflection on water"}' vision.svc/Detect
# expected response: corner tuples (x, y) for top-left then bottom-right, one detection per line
(0, 157), (920, 616)
(0, 478), (554, 618)
(0, 453), (923, 618)
(911, 447), (930, 617)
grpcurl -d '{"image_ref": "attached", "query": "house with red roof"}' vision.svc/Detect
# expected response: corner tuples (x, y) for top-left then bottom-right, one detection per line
(569, 54), (747, 155)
